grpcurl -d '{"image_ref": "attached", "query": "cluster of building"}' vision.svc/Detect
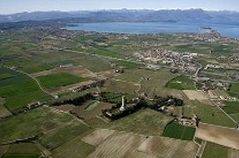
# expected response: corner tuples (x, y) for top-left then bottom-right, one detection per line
(195, 27), (222, 42)
(135, 48), (199, 73)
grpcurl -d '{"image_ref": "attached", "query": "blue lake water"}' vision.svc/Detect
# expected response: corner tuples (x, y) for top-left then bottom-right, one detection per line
(65, 22), (239, 38)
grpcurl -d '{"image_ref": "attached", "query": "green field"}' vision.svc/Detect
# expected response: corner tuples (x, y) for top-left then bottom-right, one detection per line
(222, 101), (239, 114)
(37, 72), (85, 89)
(0, 67), (49, 112)
(184, 101), (236, 128)
(114, 60), (140, 69)
(52, 137), (95, 158)
(0, 73), (15, 81)
(162, 121), (196, 140)
(102, 80), (138, 95)
(2, 154), (39, 158)
(111, 109), (174, 136)
(202, 142), (229, 158)
(228, 83), (239, 98)
(115, 68), (180, 97)
(39, 122), (90, 150)
(0, 106), (87, 144)
(166, 75), (196, 90)
(1, 143), (41, 158)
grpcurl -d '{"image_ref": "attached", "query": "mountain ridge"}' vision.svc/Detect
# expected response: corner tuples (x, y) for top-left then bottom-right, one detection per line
(0, 9), (239, 25)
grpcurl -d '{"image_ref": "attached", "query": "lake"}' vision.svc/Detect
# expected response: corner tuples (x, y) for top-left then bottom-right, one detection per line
(65, 22), (239, 38)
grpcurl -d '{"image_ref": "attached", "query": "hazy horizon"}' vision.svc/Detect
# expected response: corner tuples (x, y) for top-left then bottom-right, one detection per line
(1, 0), (239, 15)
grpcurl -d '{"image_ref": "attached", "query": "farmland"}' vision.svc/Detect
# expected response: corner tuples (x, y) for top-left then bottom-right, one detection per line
(228, 83), (239, 98)
(0, 24), (239, 158)
(166, 75), (196, 90)
(0, 106), (91, 145)
(184, 101), (236, 128)
(80, 129), (198, 158)
(37, 72), (85, 90)
(162, 121), (196, 140)
(111, 109), (174, 136)
(0, 67), (49, 112)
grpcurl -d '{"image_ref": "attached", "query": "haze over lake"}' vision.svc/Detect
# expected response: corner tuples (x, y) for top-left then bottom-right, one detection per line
(65, 22), (239, 38)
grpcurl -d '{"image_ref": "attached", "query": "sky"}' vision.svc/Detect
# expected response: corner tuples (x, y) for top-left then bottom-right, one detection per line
(0, 0), (239, 15)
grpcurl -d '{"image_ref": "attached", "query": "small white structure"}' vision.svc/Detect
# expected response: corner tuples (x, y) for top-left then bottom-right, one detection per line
(120, 96), (125, 111)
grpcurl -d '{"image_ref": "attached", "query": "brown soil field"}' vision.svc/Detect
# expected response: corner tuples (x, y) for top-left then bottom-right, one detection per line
(87, 131), (146, 158)
(229, 149), (239, 158)
(196, 123), (239, 150)
(49, 80), (94, 94)
(135, 136), (197, 158)
(0, 98), (12, 118)
(83, 129), (198, 158)
(82, 129), (115, 146)
(31, 66), (97, 78)
(71, 102), (112, 120)
(183, 90), (212, 105)
(54, 104), (75, 112)
(183, 90), (209, 101)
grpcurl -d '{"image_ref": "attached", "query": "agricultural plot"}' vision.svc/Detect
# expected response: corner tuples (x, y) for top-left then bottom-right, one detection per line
(0, 104), (11, 118)
(114, 60), (141, 69)
(184, 101), (236, 128)
(135, 136), (198, 158)
(162, 121), (196, 140)
(82, 129), (115, 146)
(166, 75), (196, 90)
(115, 68), (175, 84)
(0, 67), (49, 112)
(202, 142), (239, 158)
(51, 136), (95, 158)
(1, 143), (42, 158)
(0, 97), (11, 118)
(196, 123), (239, 150)
(87, 130), (146, 158)
(69, 52), (112, 72)
(228, 83), (239, 98)
(111, 109), (174, 136)
(82, 129), (198, 158)
(223, 101), (239, 115)
(0, 106), (89, 144)
(102, 79), (138, 95)
(183, 90), (209, 101)
(69, 101), (113, 128)
(37, 72), (85, 89)
(39, 121), (90, 150)
(88, 46), (123, 58)
(115, 68), (183, 98)
(230, 113), (239, 122)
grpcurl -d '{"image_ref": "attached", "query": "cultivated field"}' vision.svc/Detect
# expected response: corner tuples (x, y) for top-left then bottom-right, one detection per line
(52, 136), (95, 158)
(223, 101), (239, 122)
(166, 75), (196, 90)
(202, 142), (239, 158)
(111, 109), (174, 136)
(183, 90), (209, 101)
(0, 67), (49, 112)
(196, 123), (239, 150)
(81, 129), (198, 158)
(37, 72), (85, 90)
(184, 101), (236, 128)
(1, 143), (42, 158)
(162, 121), (196, 140)
(0, 106), (90, 145)
(82, 129), (115, 146)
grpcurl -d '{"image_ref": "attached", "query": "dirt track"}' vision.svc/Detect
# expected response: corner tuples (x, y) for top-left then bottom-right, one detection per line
(195, 123), (239, 150)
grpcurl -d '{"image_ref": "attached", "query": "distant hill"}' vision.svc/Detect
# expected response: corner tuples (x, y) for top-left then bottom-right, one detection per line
(0, 9), (239, 25)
